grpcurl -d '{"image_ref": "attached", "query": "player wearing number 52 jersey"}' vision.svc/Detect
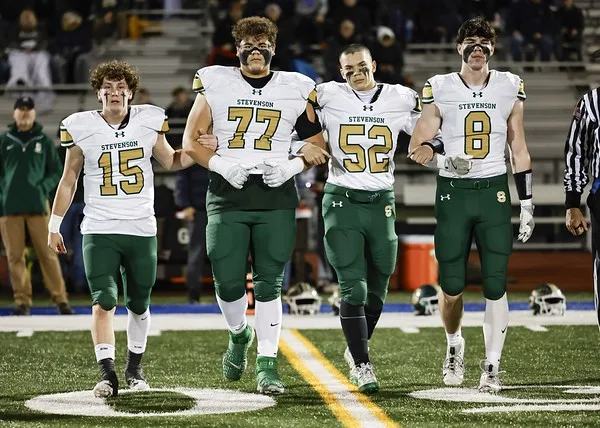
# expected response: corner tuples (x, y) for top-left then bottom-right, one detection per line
(48, 60), (194, 398)
(408, 17), (535, 393)
(182, 17), (326, 394)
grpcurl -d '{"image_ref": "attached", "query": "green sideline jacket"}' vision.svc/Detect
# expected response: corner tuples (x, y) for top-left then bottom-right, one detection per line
(0, 122), (62, 216)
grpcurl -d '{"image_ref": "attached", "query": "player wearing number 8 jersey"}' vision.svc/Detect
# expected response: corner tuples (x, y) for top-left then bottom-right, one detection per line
(182, 17), (326, 394)
(47, 60), (194, 398)
(408, 17), (535, 393)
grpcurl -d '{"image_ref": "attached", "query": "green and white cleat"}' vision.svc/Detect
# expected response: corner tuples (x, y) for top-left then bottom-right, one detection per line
(344, 347), (358, 385)
(256, 356), (285, 394)
(222, 325), (254, 381)
(356, 362), (379, 394)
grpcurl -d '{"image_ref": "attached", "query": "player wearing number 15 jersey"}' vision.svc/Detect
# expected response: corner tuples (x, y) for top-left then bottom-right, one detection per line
(182, 17), (326, 394)
(47, 60), (194, 398)
(408, 17), (535, 393)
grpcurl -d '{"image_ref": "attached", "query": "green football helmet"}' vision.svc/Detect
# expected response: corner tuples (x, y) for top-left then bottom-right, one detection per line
(412, 284), (442, 316)
(529, 283), (566, 316)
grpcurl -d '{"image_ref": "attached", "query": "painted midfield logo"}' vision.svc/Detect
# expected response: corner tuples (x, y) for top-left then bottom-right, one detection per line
(440, 194), (451, 201)
(363, 105), (373, 111)
(115, 131), (125, 138)
(332, 201), (343, 207)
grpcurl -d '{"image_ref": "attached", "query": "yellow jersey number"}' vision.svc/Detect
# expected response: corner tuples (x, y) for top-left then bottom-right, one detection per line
(98, 148), (144, 196)
(339, 124), (394, 173)
(227, 107), (281, 150)
(464, 111), (491, 159)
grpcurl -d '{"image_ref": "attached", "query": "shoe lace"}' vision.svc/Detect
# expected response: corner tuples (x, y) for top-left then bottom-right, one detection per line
(356, 363), (375, 380)
(479, 360), (505, 385)
(443, 354), (465, 375)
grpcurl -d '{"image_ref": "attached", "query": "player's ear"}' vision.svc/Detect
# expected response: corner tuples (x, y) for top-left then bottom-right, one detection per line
(371, 60), (377, 74)
(489, 44), (495, 57)
(96, 90), (102, 103)
(456, 43), (463, 56)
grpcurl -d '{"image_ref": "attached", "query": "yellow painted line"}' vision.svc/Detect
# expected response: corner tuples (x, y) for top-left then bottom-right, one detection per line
(290, 329), (400, 428)
(279, 336), (360, 427)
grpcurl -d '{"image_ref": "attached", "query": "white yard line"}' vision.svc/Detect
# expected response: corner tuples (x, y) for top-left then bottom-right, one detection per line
(523, 325), (549, 332)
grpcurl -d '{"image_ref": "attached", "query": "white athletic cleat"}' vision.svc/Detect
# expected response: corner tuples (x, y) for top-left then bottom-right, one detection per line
(356, 362), (379, 394)
(443, 337), (465, 386)
(128, 378), (150, 391)
(93, 380), (116, 398)
(478, 360), (504, 393)
(343, 347), (358, 384)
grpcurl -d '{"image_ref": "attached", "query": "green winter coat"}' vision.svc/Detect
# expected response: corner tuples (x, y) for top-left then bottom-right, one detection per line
(0, 122), (62, 216)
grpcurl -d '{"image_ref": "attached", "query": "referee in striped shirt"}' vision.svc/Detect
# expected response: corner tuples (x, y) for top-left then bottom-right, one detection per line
(564, 52), (599, 316)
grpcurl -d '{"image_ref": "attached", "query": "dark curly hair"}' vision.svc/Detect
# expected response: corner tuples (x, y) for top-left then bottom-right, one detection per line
(455, 17), (496, 45)
(89, 60), (140, 97)
(232, 16), (278, 46)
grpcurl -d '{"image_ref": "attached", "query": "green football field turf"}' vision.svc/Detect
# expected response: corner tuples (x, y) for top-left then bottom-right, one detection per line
(1, 324), (600, 427)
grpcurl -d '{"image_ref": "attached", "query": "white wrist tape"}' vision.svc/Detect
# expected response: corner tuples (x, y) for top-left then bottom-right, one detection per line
(48, 214), (64, 233)
(289, 157), (305, 175)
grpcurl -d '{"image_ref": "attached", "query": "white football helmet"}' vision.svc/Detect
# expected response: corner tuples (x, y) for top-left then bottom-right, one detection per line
(284, 282), (322, 315)
(529, 283), (566, 316)
(327, 284), (341, 316)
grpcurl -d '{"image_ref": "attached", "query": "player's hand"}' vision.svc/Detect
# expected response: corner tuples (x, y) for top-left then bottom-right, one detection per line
(300, 143), (330, 165)
(408, 145), (434, 164)
(566, 207), (588, 236)
(48, 232), (67, 254)
(518, 199), (535, 242)
(208, 156), (252, 189)
(196, 128), (218, 151)
(181, 206), (195, 221)
(444, 155), (473, 175)
(262, 158), (305, 188)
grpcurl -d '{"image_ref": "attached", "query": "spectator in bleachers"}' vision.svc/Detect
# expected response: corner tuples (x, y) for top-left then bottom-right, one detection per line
(330, 0), (371, 40)
(5, 9), (55, 112)
(507, 0), (556, 62)
(412, 0), (444, 43)
(323, 18), (360, 81)
(93, 0), (129, 45)
(265, 3), (293, 70)
(135, 87), (153, 104)
(374, 0), (417, 45)
(293, 0), (328, 50)
(52, 11), (94, 84)
(174, 164), (209, 304)
(556, 0), (584, 61)
(371, 26), (404, 84)
(208, 0), (245, 66)
(165, 86), (192, 147)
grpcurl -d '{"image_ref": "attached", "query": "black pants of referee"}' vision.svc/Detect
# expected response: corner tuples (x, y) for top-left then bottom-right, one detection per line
(588, 191), (600, 326)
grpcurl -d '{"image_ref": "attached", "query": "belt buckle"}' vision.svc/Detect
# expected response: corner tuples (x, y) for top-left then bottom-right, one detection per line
(473, 180), (480, 189)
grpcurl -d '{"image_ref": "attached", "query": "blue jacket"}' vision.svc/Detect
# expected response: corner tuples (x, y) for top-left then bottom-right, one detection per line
(174, 164), (209, 210)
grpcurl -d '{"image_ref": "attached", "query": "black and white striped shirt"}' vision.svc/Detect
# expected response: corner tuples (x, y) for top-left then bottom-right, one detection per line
(564, 88), (600, 208)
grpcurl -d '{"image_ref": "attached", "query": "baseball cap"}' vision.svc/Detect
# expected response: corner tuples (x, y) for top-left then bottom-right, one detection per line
(14, 96), (35, 110)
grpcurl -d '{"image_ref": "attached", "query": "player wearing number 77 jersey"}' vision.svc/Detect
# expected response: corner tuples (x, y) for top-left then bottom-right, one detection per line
(47, 60), (195, 398)
(408, 17), (535, 393)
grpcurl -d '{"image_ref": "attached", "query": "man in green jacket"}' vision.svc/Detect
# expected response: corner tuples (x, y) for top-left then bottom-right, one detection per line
(0, 96), (73, 315)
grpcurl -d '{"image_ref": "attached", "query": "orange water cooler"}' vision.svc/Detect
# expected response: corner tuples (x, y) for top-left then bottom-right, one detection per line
(399, 235), (438, 291)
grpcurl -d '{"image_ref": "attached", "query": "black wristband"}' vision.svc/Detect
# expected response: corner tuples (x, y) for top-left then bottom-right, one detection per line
(565, 191), (582, 209)
(421, 137), (444, 154)
(514, 169), (532, 200)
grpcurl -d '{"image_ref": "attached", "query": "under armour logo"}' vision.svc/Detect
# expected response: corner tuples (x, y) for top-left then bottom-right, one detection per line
(440, 194), (451, 201)
(332, 201), (343, 207)
(252, 89), (262, 95)
(363, 105), (373, 111)
(473, 92), (483, 98)
(115, 131), (125, 138)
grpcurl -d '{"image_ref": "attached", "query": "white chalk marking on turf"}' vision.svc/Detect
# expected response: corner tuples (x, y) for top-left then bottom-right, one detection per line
(25, 388), (275, 417)
(524, 324), (548, 332)
(399, 326), (420, 334)
(464, 404), (600, 413)
(147, 330), (162, 336)
(16, 329), (33, 337)
(280, 329), (398, 428)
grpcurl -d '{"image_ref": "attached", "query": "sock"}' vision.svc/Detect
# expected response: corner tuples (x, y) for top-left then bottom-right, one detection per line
(340, 301), (369, 365)
(95, 343), (115, 362)
(446, 329), (462, 348)
(483, 293), (509, 375)
(127, 308), (151, 354)
(365, 295), (383, 340)
(256, 297), (283, 358)
(217, 293), (248, 334)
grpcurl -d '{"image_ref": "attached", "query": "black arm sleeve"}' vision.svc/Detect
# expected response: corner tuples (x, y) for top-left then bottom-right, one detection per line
(294, 108), (322, 140)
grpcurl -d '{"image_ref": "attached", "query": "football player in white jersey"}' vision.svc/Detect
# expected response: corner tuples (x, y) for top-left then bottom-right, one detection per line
(182, 17), (326, 394)
(408, 17), (535, 393)
(47, 60), (194, 398)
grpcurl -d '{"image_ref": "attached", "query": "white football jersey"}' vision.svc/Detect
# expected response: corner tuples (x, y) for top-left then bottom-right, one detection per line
(318, 81), (421, 191)
(193, 66), (316, 167)
(60, 105), (168, 236)
(423, 70), (526, 179)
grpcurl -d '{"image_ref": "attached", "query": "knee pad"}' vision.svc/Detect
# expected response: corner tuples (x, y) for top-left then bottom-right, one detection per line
(340, 279), (368, 306)
(94, 288), (118, 311)
(366, 291), (385, 311)
(439, 275), (465, 297)
(254, 277), (283, 302)
(126, 294), (150, 315)
(214, 278), (246, 302)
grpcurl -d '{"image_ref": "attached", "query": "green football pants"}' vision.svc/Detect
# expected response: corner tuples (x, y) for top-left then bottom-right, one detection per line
(82, 234), (157, 314)
(434, 174), (513, 300)
(206, 209), (295, 302)
(322, 183), (398, 307)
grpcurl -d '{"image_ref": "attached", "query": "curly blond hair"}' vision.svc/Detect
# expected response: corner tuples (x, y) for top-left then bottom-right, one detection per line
(89, 60), (140, 96)
(232, 16), (278, 46)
